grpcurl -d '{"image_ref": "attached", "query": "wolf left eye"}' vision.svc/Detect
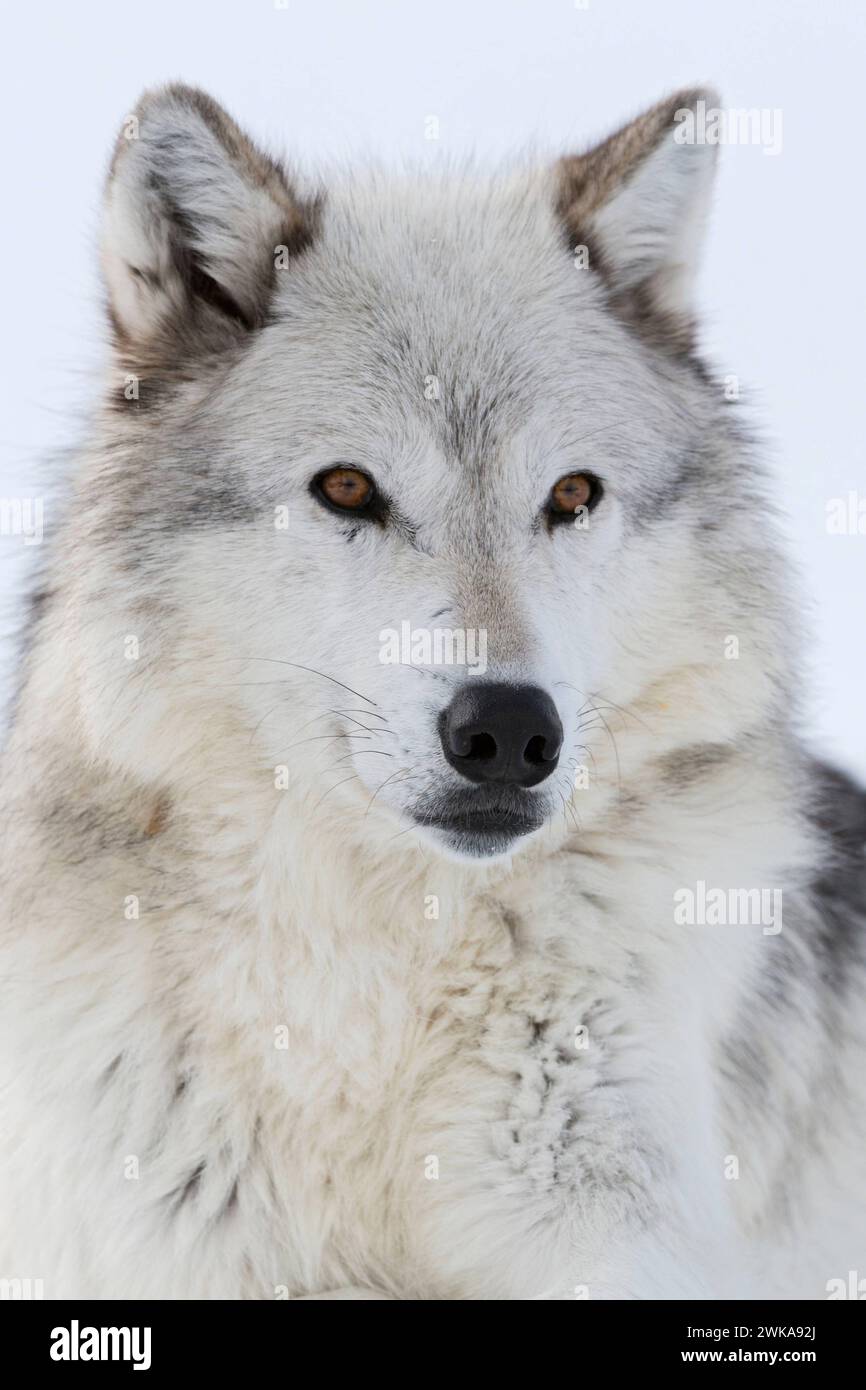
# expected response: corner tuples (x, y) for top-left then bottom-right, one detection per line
(547, 472), (602, 523)
(312, 466), (382, 518)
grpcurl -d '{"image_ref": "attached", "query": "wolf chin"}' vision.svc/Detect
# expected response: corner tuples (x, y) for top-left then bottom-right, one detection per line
(1, 85), (864, 1300)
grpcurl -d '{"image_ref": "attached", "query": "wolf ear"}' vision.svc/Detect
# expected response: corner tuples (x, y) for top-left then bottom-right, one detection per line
(102, 85), (315, 360)
(557, 88), (719, 344)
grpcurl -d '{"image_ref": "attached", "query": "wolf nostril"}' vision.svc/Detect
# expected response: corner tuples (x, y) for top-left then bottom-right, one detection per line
(523, 734), (549, 766)
(464, 732), (497, 762)
(438, 683), (563, 789)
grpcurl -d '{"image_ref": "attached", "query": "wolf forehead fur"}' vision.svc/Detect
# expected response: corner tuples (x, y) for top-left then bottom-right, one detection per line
(1, 83), (864, 1300)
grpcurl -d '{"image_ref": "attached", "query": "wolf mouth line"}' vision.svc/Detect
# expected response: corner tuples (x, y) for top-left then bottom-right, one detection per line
(410, 789), (545, 855)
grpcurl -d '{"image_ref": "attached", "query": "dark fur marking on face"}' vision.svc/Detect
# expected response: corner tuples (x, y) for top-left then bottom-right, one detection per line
(150, 459), (261, 533)
(176, 483), (261, 530)
(443, 383), (501, 468)
(414, 363), (503, 474)
(657, 742), (734, 790)
(626, 448), (709, 528)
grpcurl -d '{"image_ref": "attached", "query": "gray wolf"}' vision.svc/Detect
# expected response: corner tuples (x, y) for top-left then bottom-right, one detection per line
(1, 84), (863, 1299)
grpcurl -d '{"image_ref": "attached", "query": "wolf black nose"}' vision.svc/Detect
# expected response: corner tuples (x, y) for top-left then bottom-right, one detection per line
(438, 683), (563, 788)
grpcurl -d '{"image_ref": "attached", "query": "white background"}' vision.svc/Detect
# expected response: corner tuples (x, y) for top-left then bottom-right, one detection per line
(1, 0), (864, 775)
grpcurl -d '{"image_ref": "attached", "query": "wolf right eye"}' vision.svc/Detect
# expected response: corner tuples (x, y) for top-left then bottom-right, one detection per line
(312, 466), (383, 520)
(547, 471), (601, 521)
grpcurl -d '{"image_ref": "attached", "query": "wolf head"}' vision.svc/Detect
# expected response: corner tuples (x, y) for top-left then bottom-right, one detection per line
(70, 85), (792, 864)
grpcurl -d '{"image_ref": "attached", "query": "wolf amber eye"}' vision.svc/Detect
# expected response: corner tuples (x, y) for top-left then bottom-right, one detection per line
(549, 472), (596, 516)
(316, 466), (375, 513)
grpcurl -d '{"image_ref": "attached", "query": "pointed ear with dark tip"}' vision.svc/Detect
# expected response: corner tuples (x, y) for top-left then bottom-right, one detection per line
(102, 84), (317, 365)
(556, 88), (719, 348)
